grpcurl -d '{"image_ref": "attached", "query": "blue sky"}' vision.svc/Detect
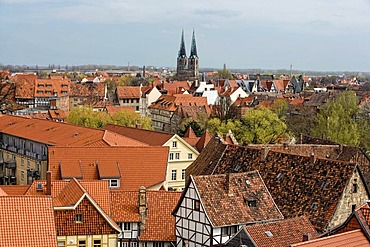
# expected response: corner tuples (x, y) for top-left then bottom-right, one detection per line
(1, 0), (370, 71)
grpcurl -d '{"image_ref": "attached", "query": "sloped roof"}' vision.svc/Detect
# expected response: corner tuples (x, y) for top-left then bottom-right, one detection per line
(291, 229), (369, 246)
(34, 78), (70, 98)
(0, 115), (145, 147)
(110, 190), (181, 241)
(105, 105), (135, 115)
(116, 86), (140, 99)
(14, 74), (37, 99)
(195, 130), (212, 152)
(244, 216), (319, 247)
(149, 94), (210, 113)
(53, 178), (85, 207)
(103, 124), (172, 146)
(187, 138), (365, 232)
(48, 146), (169, 190)
(25, 179), (112, 215)
(0, 187), (7, 196)
(0, 196), (57, 247)
(69, 81), (105, 98)
(0, 185), (29, 195)
(192, 171), (283, 226)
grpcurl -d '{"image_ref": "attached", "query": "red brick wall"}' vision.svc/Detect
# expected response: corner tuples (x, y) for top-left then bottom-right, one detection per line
(55, 197), (117, 236)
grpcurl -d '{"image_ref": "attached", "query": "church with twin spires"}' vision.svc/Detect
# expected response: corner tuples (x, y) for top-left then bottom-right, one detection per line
(174, 30), (199, 81)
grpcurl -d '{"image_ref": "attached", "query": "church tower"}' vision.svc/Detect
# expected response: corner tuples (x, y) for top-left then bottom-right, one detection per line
(175, 30), (199, 81)
(176, 30), (188, 79)
(188, 30), (199, 79)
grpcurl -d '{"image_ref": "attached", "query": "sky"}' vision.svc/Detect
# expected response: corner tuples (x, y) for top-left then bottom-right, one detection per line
(1, 0), (370, 71)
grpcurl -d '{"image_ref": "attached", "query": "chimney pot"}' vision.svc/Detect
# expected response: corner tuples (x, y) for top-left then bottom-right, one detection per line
(302, 233), (311, 242)
(138, 186), (147, 230)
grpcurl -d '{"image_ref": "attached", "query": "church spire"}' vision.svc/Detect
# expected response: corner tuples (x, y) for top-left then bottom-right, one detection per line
(190, 29), (198, 58)
(178, 30), (187, 58)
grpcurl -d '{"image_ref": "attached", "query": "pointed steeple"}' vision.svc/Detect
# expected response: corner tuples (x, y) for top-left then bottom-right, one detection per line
(190, 29), (198, 58)
(178, 30), (187, 58)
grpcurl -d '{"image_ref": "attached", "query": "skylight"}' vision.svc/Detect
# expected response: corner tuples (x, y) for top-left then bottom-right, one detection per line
(265, 231), (273, 237)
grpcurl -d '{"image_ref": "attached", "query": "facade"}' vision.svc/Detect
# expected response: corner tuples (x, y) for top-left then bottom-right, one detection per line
(103, 124), (199, 191)
(69, 81), (106, 110)
(34, 78), (71, 109)
(172, 171), (283, 246)
(139, 85), (161, 117)
(174, 30), (199, 81)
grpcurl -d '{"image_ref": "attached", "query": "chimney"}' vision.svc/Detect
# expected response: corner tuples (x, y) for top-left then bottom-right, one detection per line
(46, 171), (52, 195)
(138, 186), (147, 230)
(302, 233), (311, 242)
(225, 171), (233, 196)
(261, 146), (270, 161)
(136, 123), (142, 129)
(143, 66), (146, 78)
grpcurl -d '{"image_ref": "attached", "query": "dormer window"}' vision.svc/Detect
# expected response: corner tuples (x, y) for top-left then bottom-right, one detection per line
(109, 179), (120, 188)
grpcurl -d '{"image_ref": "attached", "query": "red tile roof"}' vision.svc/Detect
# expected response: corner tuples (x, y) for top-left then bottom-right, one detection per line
(103, 124), (173, 146)
(191, 171), (283, 226)
(0, 115), (146, 147)
(105, 105), (135, 115)
(48, 146), (169, 190)
(0, 185), (30, 195)
(14, 74), (37, 99)
(291, 229), (369, 246)
(34, 78), (70, 98)
(110, 190), (181, 241)
(116, 86), (141, 99)
(0, 196), (57, 247)
(69, 81), (105, 98)
(54, 178), (85, 207)
(244, 216), (319, 247)
(25, 179), (112, 215)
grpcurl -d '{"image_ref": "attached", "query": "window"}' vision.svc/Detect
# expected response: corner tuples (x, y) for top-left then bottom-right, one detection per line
(352, 183), (358, 193)
(21, 159), (24, 166)
(169, 153), (174, 160)
(175, 153), (180, 160)
(153, 242), (164, 247)
(78, 240), (86, 247)
(182, 169), (186, 180)
(27, 160), (30, 169)
(123, 222), (131, 231)
(172, 141), (177, 148)
(171, 170), (177, 181)
(352, 204), (357, 212)
(93, 240), (101, 247)
(194, 199), (200, 211)
(21, 171), (25, 181)
(311, 203), (318, 210)
(188, 153), (192, 159)
(75, 213), (83, 222)
(247, 200), (257, 207)
(109, 179), (119, 188)
(57, 241), (66, 246)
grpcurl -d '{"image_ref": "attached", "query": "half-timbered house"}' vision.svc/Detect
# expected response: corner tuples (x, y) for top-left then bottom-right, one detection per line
(172, 171), (283, 246)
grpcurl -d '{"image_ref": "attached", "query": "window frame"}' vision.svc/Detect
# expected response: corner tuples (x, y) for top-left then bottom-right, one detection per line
(172, 141), (177, 148)
(171, 170), (177, 181)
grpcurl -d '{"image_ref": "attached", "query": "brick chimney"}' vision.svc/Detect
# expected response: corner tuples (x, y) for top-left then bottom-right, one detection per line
(138, 186), (147, 230)
(225, 171), (233, 196)
(310, 153), (316, 164)
(46, 171), (52, 195)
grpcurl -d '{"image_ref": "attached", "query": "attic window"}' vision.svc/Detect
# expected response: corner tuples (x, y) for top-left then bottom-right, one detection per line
(247, 200), (257, 207)
(265, 231), (273, 237)
(352, 183), (358, 193)
(194, 200), (200, 211)
(276, 173), (282, 180)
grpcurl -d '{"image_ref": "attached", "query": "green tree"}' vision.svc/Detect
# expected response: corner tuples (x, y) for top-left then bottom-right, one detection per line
(178, 120), (203, 137)
(109, 109), (153, 130)
(241, 108), (287, 144)
(217, 69), (233, 80)
(312, 91), (360, 146)
(67, 107), (109, 128)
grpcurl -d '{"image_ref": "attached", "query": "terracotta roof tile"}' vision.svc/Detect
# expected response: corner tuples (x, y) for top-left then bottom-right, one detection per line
(244, 216), (319, 247)
(110, 190), (181, 241)
(0, 196), (57, 247)
(0, 115), (145, 147)
(291, 229), (369, 246)
(54, 178), (86, 207)
(14, 74), (37, 99)
(192, 171), (283, 226)
(116, 86), (141, 99)
(34, 78), (70, 98)
(48, 146), (169, 190)
(25, 180), (112, 215)
(69, 81), (105, 98)
(103, 124), (172, 146)
(0, 185), (30, 195)
(98, 162), (121, 179)
(188, 138), (363, 232)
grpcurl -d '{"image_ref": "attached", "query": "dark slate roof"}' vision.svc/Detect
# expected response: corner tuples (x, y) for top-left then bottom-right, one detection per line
(192, 171), (283, 227)
(187, 138), (366, 232)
